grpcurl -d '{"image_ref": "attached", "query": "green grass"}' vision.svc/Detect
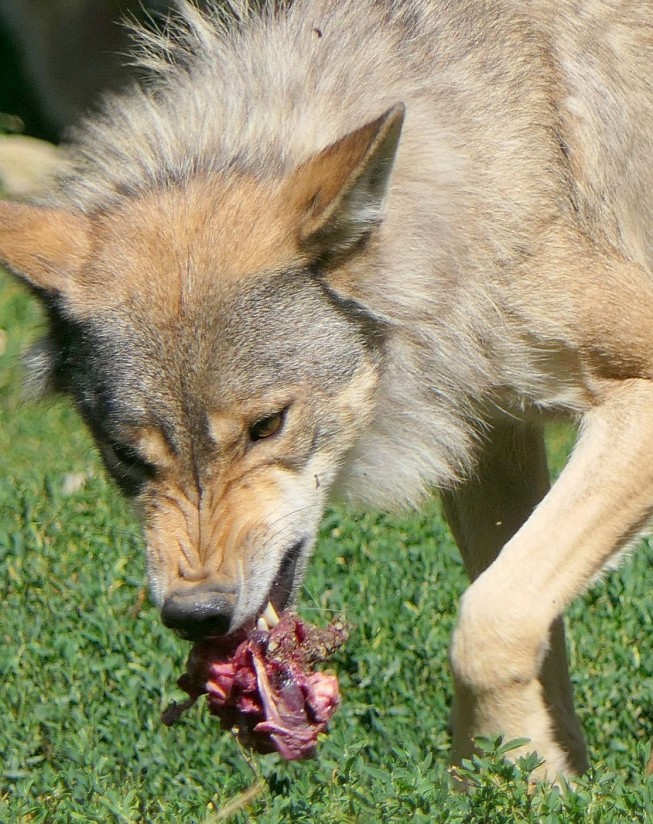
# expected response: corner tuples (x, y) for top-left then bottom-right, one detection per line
(1, 269), (652, 822)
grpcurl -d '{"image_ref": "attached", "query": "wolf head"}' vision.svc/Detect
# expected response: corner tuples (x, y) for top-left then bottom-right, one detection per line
(0, 104), (404, 639)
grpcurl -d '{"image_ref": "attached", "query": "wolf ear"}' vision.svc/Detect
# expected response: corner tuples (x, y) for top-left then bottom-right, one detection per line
(294, 103), (405, 261)
(0, 201), (90, 295)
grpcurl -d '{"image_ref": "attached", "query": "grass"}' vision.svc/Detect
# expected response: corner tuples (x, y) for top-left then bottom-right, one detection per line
(1, 269), (652, 822)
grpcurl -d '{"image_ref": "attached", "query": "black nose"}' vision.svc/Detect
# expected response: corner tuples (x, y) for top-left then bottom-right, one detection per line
(161, 587), (236, 641)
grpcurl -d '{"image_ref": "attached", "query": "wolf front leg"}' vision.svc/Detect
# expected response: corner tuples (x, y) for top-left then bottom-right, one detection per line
(442, 419), (588, 777)
(447, 378), (653, 779)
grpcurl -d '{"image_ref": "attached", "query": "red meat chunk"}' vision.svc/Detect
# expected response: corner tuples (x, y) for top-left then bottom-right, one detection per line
(162, 613), (349, 760)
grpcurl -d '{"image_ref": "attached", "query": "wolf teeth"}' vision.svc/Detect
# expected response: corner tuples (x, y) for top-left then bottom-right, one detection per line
(264, 601), (280, 627)
(257, 601), (280, 631)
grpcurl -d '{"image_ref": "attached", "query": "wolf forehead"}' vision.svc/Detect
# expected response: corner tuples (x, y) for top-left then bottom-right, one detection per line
(73, 175), (317, 313)
(42, 177), (377, 420)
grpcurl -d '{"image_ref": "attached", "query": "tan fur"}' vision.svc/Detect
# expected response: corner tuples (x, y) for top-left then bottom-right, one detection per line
(0, 201), (90, 293)
(133, 427), (178, 471)
(143, 467), (292, 590)
(1, 0), (653, 782)
(27, 177), (307, 318)
(2, 115), (401, 316)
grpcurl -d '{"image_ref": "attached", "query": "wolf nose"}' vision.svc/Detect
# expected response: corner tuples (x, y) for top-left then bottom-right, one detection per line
(161, 587), (236, 641)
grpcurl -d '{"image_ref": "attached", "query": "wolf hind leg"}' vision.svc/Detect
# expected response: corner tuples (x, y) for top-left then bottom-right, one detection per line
(441, 418), (588, 778)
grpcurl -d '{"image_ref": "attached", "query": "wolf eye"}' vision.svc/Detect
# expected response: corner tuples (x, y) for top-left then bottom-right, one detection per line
(249, 411), (285, 442)
(101, 442), (156, 495)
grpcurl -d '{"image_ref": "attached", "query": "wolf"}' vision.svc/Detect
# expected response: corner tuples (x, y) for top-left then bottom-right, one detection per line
(1, 0), (652, 780)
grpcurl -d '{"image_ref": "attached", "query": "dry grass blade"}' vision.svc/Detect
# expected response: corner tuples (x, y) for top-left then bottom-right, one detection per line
(205, 778), (268, 822)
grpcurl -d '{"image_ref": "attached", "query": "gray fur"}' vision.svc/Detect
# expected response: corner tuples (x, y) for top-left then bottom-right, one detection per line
(45, 0), (632, 506)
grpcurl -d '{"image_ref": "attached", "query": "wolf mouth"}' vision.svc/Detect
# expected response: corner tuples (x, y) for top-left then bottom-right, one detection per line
(259, 538), (305, 629)
(190, 538), (305, 649)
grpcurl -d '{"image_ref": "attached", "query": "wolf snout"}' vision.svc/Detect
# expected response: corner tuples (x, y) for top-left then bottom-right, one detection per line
(161, 586), (236, 641)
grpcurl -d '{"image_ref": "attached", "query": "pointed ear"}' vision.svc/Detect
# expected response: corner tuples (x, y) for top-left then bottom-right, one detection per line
(0, 200), (90, 295)
(294, 103), (405, 261)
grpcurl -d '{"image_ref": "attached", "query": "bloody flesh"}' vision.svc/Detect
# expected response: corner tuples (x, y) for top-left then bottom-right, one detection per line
(162, 613), (349, 760)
